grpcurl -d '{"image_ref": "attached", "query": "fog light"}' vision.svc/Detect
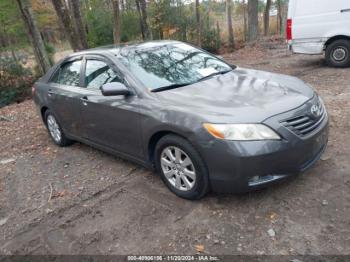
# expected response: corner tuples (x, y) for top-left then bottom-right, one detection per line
(249, 175), (284, 186)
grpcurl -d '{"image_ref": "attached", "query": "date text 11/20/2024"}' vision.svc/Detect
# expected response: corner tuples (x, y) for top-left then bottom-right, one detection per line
(127, 255), (220, 261)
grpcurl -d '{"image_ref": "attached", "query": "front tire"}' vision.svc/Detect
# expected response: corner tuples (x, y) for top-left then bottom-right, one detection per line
(44, 110), (73, 147)
(154, 134), (209, 200)
(325, 39), (350, 68)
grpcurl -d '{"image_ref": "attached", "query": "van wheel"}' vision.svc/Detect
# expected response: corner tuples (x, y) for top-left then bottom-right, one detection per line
(325, 39), (350, 68)
(154, 135), (209, 200)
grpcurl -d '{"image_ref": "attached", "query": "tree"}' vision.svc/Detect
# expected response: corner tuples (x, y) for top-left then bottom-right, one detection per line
(51, 0), (81, 51)
(277, 0), (282, 34)
(111, 0), (121, 44)
(242, 0), (247, 41)
(247, 0), (258, 41)
(0, 0), (24, 60)
(15, 0), (51, 74)
(135, 0), (151, 40)
(195, 0), (201, 46)
(276, 0), (287, 35)
(68, 0), (88, 49)
(226, 0), (234, 50)
(264, 0), (271, 36)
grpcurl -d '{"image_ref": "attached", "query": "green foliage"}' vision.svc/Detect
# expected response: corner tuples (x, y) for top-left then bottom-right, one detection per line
(200, 9), (221, 53)
(0, 55), (34, 107)
(45, 42), (55, 64)
(0, 0), (28, 48)
(201, 28), (221, 53)
(146, 0), (221, 52)
(86, 7), (114, 47)
(32, 42), (55, 77)
(121, 11), (142, 42)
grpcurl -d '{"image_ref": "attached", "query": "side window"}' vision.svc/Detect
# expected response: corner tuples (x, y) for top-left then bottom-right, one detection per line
(85, 59), (123, 89)
(51, 60), (82, 87)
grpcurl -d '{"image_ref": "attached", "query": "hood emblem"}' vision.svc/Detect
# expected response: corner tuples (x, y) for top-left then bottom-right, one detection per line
(310, 104), (322, 118)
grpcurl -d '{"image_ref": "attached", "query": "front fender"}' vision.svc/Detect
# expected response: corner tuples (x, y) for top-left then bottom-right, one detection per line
(140, 108), (205, 162)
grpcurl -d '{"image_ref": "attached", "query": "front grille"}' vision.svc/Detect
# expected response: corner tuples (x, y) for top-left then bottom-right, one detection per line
(281, 100), (326, 137)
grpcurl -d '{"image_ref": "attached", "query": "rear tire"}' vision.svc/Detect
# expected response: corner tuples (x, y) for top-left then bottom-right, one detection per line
(154, 134), (209, 200)
(325, 39), (350, 68)
(44, 110), (74, 147)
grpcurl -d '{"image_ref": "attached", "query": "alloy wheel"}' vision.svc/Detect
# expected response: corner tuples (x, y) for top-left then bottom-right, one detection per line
(47, 115), (62, 143)
(160, 146), (196, 191)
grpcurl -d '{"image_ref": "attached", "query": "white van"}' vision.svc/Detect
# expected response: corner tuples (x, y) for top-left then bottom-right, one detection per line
(287, 0), (350, 67)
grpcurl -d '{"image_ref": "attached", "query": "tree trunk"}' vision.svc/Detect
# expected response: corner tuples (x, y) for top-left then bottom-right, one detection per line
(51, 0), (81, 51)
(243, 0), (247, 41)
(226, 0), (235, 50)
(277, 0), (283, 35)
(112, 0), (121, 44)
(135, 0), (151, 40)
(15, 0), (51, 75)
(247, 0), (258, 42)
(69, 0), (88, 49)
(263, 0), (271, 36)
(195, 0), (201, 46)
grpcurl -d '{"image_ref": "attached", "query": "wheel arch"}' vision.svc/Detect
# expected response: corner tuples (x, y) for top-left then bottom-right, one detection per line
(40, 106), (49, 123)
(325, 35), (350, 48)
(147, 130), (191, 165)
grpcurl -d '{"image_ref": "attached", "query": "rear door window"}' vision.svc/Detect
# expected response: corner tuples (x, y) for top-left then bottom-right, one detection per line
(84, 59), (123, 90)
(50, 60), (82, 87)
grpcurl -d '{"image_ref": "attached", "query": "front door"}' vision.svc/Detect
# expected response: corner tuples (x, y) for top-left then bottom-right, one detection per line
(79, 57), (143, 159)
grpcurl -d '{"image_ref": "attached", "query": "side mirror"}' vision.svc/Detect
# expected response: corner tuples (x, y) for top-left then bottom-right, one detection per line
(100, 82), (132, 96)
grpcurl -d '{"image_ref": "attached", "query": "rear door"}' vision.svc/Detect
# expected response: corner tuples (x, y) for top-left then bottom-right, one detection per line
(47, 57), (85, 136)
(78, 55), (143, 159)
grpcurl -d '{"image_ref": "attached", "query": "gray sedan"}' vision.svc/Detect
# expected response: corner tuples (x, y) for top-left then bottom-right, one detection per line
(33, 41), (329, 199)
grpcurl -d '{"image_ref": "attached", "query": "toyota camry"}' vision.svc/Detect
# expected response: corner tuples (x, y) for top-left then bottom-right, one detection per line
(33, 41), (329, 199)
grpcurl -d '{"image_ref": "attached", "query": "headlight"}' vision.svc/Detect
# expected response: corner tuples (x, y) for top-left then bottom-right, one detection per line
(203, 123), (281, 141)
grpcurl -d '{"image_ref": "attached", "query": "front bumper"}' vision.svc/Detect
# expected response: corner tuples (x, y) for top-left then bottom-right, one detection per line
(198, 103), (329, 193)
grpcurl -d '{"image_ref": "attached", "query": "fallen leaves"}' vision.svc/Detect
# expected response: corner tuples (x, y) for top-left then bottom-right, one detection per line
(0, 217), (8, 226)
(0, 158), (16, 165)
(269, 212), (278, 222)
(267, 228), (276, 237)
(48, 183), (73, 202)
(0, 100), (48, 161)
(195, 244), (204, 253)
(52, 190), (68, 199)
(0, 115), (14, 122)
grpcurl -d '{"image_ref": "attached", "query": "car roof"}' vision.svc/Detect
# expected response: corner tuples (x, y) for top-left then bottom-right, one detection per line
(64, 40), (183, 60)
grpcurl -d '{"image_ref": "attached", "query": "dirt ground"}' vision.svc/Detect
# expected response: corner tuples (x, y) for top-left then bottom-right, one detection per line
(0, 39), (349, 256)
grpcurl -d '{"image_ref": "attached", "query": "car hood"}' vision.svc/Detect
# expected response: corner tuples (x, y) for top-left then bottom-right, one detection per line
(155, 67), (315, 123)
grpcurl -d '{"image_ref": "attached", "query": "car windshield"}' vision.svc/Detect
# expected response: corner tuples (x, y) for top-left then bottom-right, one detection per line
(117, 42), (233, 91)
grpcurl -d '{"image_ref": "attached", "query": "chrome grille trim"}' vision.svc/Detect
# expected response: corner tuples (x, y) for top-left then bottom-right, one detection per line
(281, 98), (326, 137)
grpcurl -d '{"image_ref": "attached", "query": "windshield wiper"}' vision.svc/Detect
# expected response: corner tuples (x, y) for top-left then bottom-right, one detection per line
(197, 69), (232, 82)
(151, 69), (232, 93)
(151, 82), (194, 93)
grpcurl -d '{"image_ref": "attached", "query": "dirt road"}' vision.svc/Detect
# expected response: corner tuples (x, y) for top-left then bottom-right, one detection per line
(0, 40), (349, 255)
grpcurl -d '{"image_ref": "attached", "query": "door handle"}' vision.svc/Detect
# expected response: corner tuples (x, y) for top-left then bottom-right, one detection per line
(341, 8), (350, 13)
(48, 90), (55, 97)
(80, 96), (88, 106)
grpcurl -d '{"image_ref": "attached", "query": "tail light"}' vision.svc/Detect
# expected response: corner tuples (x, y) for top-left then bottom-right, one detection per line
(286, 19), (292, 40)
